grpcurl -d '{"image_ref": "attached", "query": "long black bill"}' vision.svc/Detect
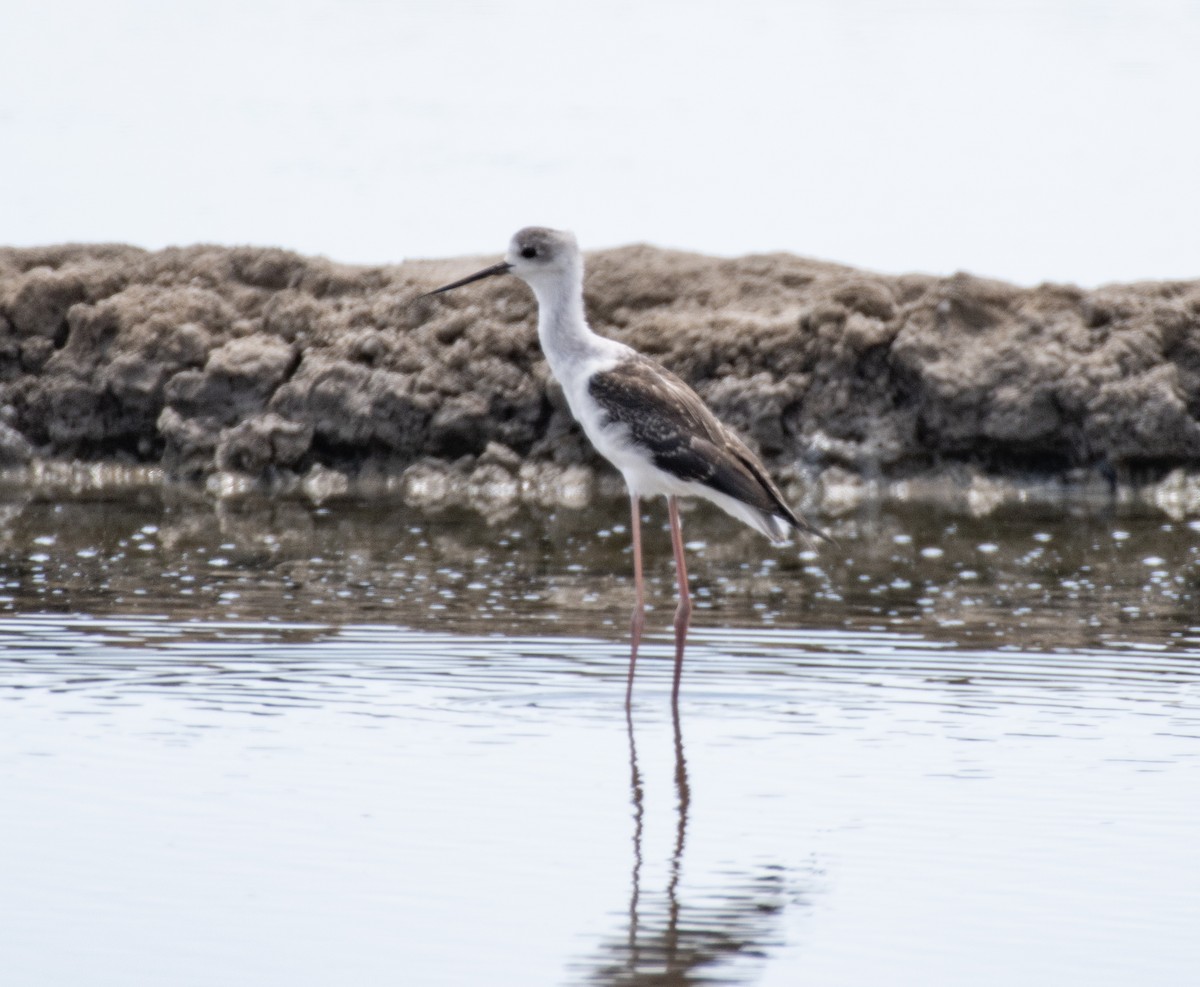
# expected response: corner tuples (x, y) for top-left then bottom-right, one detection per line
(425, 261), (512, 296)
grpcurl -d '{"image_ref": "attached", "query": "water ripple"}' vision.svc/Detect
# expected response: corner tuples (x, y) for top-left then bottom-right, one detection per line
(3, 614), (1197, 741)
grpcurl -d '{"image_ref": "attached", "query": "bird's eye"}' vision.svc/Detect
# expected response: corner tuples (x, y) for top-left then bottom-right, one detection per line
(520, 246), (537, 259)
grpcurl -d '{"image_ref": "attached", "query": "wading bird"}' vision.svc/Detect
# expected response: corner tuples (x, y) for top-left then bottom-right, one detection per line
(428, 227), (828, 706)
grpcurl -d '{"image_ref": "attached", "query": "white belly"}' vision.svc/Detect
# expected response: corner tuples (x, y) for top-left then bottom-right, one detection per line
(585, 415), (687, 498)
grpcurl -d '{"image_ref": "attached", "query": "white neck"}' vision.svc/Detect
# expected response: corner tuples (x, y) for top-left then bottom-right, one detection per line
(525, 263), (605, 374)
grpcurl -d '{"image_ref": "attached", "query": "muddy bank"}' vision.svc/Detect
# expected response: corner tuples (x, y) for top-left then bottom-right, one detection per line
(2, 242), (1199, 507)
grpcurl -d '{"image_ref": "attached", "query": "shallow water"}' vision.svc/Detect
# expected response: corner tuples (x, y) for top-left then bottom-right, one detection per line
(2, 487), (1198, 986)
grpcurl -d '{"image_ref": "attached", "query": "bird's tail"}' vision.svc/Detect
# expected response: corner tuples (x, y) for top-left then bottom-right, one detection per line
(793, 514), (838, 549)
(761, 508), (835, 548)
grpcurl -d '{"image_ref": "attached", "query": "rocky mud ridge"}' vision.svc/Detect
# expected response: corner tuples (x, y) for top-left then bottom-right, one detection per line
(2, 242), (1199, 510)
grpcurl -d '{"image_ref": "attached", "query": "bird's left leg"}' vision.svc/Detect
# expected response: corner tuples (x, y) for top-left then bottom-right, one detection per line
(667, 495), (692, 705)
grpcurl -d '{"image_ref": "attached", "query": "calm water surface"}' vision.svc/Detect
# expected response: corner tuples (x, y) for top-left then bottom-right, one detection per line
(1, 487), (1198, 986)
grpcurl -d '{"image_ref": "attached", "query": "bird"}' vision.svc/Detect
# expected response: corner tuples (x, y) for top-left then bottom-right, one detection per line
(427, 227), (829, 706)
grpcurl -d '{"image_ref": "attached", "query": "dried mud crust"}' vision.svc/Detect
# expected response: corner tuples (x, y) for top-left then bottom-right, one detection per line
(2, 242), (1199, 490)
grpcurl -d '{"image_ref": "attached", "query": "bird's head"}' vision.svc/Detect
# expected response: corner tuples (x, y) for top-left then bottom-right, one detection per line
(427, 226), (579, 296)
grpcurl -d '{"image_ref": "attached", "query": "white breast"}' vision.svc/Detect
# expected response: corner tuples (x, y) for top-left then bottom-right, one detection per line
(563, 357), (699, 500)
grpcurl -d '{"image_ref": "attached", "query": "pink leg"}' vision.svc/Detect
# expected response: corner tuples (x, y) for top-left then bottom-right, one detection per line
(626, 493), (645, 709)
(667, 496), (692, 705)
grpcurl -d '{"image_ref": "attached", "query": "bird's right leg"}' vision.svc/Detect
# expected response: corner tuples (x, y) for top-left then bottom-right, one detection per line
(667, 495), (692, 707)
(626, 493), (644, 709)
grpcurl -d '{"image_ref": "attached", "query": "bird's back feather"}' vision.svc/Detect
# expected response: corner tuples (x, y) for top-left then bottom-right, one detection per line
(588, 355), (827, 542)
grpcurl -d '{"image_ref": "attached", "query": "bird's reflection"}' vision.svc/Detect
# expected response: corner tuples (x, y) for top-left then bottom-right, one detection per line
(578, 708), (794, 986)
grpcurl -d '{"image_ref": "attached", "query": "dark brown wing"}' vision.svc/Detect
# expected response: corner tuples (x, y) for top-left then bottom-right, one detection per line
(588, 355), (824, 539)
